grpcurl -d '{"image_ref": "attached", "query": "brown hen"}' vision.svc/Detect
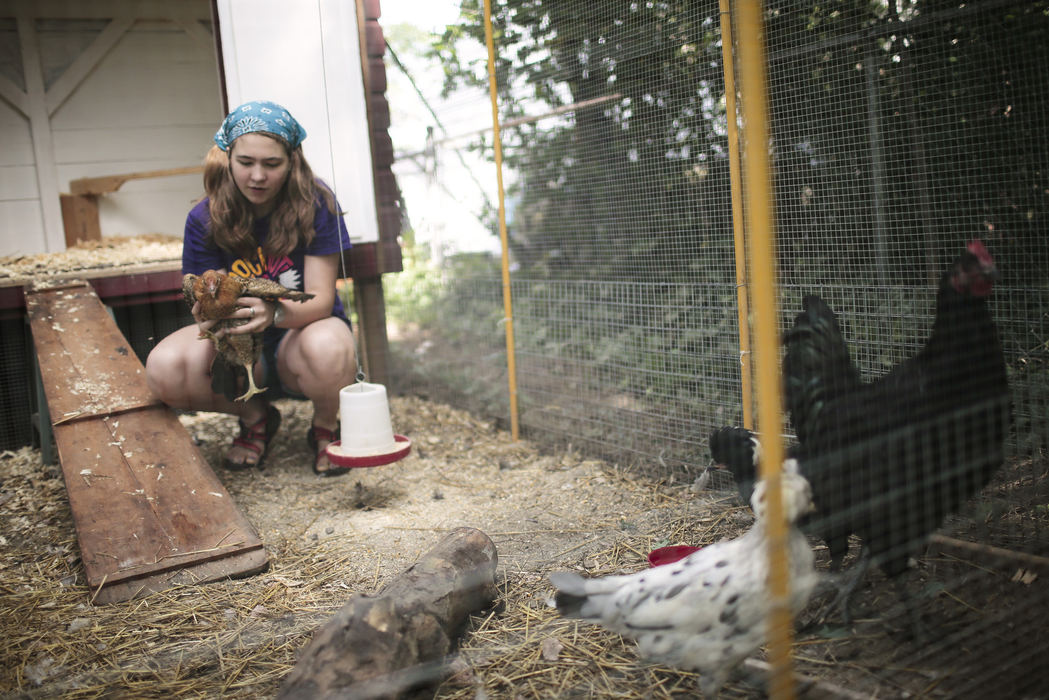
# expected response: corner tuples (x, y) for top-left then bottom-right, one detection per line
(182, 270), (314, 401)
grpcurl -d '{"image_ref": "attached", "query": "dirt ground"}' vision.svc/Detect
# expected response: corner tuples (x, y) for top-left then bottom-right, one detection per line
(0, 395), (724, 698)
(2, 394), (1048, 699)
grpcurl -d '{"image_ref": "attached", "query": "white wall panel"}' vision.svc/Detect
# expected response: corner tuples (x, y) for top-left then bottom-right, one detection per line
(0, 200), (46, 257)
(0, 104), (34, 167)
(100, 188), (204, 237)
(0, 165), (40, 199)
(53, 126), (214, 165)
(216, 0), (378, 243)
(0, 3), (221, 255)
(48, 21), (221, 240)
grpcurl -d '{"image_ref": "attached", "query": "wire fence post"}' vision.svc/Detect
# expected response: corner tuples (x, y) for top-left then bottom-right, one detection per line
(483, 0), (520, 441)
(736, 0), (795, 697)
(719, 0), (753, 431)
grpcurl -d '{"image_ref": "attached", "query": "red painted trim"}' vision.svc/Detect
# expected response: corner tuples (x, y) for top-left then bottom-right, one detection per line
(0, 269), (185, 312)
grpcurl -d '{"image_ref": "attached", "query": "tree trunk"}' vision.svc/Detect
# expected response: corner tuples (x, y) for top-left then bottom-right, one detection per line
(278, 527), (499, 700)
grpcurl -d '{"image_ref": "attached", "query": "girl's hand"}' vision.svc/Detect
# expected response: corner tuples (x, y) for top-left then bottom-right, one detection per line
(226, 296), (276, 334)
(191, 300), (220, 337)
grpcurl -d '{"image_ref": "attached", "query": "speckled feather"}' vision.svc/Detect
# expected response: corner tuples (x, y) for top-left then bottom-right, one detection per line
(550, 466), (818, 698)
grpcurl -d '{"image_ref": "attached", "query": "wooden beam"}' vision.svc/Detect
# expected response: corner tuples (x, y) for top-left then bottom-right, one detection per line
(18, 16), (65, 253)
(46, 17), (134, 117)
(70, 165), (205, 196)
(352, 276), (390, 386)
(174, 17), (215, 53)
(0, 73), (28, 116)
(60, 194), (102, 246)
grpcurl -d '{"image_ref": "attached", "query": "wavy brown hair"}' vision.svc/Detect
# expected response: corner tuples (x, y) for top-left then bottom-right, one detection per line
(201, 137), (338, 259)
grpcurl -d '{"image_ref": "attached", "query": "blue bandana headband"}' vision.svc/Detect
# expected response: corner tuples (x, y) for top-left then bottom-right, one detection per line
(213, 100), (306, 151)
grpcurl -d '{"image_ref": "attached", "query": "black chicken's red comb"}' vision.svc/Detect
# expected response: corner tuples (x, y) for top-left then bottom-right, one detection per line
(967, 239), (994, 266)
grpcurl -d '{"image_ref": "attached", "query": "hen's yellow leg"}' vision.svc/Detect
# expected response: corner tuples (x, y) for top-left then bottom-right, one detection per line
(235, 364), (267, 401)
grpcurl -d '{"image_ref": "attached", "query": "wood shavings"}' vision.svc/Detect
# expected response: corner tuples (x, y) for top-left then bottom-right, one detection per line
(0, 234), (182, 282)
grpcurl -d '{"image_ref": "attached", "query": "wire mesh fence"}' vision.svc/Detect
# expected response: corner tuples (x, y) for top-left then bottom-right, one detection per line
(389, 0), (1048, 466)
(386, 0), (1049, 695)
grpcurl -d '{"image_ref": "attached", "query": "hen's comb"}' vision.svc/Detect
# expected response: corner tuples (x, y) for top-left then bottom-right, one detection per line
(967, 239), (994, 266)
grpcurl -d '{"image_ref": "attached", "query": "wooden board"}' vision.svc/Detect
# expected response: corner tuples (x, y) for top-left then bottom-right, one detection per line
(25, 280), (268, 603)
(60, 193), (101, 245)
(24, 280), (159, 420)
(69, 165), (204, 196)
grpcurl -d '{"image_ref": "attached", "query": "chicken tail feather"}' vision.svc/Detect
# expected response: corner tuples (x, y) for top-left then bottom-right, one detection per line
(709, 426), (759, 472)
(550, 571), (600, 618)
(783, 295), (860, 443)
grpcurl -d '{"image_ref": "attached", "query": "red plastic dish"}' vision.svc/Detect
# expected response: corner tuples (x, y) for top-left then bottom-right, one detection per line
(647, 545), (702, 567)
(325, 434), (412, 469)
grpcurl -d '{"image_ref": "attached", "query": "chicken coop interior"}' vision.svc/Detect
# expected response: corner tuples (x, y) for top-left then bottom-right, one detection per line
(3, 0), (1049, 698)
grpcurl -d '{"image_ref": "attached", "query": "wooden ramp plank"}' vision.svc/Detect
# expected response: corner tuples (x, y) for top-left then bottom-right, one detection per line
(24, 280), (160, 420)
(55, 408), (265, 586)
(25, 280), (268, 604)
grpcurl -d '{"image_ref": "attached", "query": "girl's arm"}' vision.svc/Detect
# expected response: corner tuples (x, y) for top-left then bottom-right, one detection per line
(263, 253), (339, 330)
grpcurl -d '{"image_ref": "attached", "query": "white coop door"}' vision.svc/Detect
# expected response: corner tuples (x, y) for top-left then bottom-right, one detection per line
(215, 0), (379, 244)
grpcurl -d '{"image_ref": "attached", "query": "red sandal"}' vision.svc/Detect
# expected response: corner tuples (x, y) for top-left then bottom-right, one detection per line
(307, 423), (350, 477)
(223, 404), (281, 471)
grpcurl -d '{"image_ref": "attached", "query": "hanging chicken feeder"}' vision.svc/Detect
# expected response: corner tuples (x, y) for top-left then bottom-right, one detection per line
(325, 382), (411, 468)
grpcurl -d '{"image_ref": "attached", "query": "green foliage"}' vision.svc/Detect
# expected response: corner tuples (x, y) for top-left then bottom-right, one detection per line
(428, 0), (1049, 288)
(400, 1), (1049, 463)
(383, 244), (444, 327)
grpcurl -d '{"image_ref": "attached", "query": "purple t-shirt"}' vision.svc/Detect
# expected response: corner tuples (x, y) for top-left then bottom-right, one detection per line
(181, 191), (352, 322)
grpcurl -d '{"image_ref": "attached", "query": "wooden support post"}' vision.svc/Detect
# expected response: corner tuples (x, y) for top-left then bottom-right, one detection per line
(353, 275), (390, 385)
(278, 527), (499, 700)
(18, 17), (65, 251)
(60, 193), (101, 246)
(28, 322), (56, 465)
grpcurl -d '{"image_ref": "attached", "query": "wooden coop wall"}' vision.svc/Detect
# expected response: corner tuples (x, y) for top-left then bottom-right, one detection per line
(0, 0), (405, 448)
(0, 1), (221, 257)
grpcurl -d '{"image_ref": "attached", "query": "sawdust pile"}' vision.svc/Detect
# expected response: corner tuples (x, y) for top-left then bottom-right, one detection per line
(0, 235), (182, 282)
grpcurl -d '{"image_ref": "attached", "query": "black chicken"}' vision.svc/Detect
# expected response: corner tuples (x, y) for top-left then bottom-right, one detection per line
(708, 240), (1011, 634)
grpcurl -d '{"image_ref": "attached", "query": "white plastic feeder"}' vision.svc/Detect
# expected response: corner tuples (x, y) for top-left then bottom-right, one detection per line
(325, 382), (411, 468)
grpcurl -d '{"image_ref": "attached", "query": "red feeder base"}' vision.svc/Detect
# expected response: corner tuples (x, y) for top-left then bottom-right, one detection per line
(325, 435), (412, 469)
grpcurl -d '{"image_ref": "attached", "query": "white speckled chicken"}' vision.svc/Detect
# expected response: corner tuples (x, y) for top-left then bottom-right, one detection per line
(550, 464), (818, 698)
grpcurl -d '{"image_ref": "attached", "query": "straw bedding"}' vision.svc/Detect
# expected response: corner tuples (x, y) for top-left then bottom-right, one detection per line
(0, 396), (744, 698)
(2, 395), (1046, 698)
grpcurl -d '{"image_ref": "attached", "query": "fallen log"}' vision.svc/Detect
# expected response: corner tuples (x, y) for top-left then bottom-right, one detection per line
(278, 527), (499, 700)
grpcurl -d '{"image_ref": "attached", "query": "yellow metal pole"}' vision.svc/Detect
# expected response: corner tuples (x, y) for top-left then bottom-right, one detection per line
(718, 0), (753, 431)
(735, 1), (795, 699)
(483, 0), (520, 441)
